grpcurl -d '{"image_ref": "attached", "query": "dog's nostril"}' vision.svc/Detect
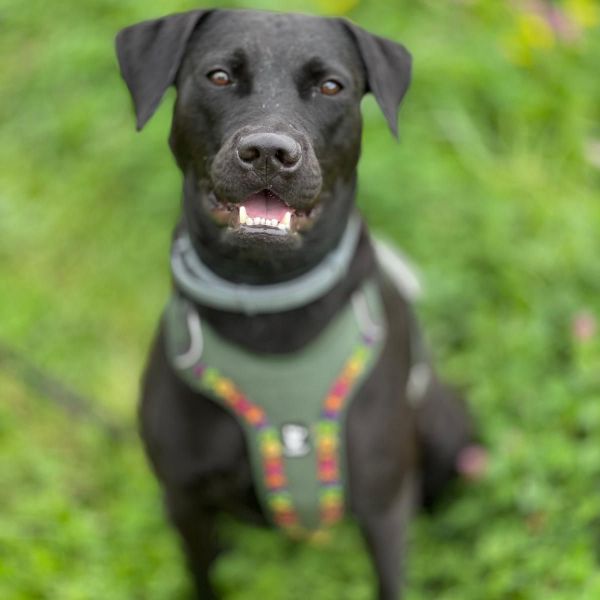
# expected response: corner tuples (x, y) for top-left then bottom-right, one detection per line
(275, 146), (300, 167)
(237, 133), (302, 170)
(238, 145), (261, 163)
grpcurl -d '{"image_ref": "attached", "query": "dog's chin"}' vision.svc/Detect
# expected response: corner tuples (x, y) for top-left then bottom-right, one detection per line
(204, 189), (322, 250)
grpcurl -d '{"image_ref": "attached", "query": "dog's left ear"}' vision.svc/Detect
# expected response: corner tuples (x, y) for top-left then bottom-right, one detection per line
(341, 21), (412, 138)
(115, 9), (212, 130)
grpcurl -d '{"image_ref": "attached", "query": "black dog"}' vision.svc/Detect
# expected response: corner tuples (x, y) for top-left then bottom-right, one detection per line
(116, 9), (475, 599)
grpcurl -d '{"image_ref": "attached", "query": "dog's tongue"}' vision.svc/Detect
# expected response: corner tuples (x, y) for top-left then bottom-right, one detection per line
(243, 191), (289, 221)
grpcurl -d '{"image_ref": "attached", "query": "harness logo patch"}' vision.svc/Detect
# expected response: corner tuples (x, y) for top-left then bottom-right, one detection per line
(281, 423), (311, 457)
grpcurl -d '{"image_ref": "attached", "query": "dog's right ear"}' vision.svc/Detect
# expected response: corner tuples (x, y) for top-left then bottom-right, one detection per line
(115, 10), (212, 131)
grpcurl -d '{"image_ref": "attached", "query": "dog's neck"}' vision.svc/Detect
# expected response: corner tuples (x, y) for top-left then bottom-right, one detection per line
(185, 229), (376, 353)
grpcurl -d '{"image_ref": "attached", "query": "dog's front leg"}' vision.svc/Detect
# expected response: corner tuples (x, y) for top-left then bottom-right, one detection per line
(356, 472), (419, 600)
(165, 489), (220, 600)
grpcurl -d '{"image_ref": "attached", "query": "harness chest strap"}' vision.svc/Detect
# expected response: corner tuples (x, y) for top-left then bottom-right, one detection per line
(164, 280), (387, 535)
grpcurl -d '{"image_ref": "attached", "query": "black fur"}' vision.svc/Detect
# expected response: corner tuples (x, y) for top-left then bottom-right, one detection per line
(116, 9), (473, 599)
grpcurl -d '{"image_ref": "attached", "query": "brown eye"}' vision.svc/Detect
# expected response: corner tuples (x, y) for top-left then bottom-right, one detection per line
(207, 69), (231, 86)
(320, 79), (343, 96)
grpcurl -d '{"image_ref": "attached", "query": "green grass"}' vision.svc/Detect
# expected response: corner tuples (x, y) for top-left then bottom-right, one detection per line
(2, 0), (600, 598)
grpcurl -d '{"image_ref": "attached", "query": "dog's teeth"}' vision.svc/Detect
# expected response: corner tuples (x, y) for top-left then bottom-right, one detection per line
(283, 212), (292, 228)
(242, 215), (286, 229)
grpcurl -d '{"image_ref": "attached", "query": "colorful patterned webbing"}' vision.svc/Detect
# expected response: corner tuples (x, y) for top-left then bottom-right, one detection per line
(191, 336), (377, 534)
(316, 340), (376, 528)
(165, 280), (386, 536)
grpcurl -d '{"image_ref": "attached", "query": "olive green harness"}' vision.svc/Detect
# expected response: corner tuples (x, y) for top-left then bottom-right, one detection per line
(164, 216), (427, 536)
(164, 279), (386, 535)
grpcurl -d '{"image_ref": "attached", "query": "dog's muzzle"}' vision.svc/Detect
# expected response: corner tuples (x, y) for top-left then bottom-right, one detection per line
(208, 126), (323, 238)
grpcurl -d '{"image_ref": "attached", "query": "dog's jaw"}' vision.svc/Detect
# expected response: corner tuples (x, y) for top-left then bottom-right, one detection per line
(182, 173), (358, 285)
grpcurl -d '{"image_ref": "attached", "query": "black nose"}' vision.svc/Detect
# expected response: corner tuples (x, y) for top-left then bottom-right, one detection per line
(237, 133), (302, 172)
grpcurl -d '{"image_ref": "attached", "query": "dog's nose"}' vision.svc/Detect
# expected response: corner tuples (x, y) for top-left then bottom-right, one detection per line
(237, 133), (302, 172)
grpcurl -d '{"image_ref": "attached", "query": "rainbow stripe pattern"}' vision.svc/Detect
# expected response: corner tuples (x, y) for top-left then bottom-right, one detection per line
(192, 333), (376, 534)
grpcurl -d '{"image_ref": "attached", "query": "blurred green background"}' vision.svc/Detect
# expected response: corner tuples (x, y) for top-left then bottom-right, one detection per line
(2, 0), (600, 598)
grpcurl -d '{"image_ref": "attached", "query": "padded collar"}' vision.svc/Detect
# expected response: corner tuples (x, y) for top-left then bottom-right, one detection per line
(171, 213), (363, 315)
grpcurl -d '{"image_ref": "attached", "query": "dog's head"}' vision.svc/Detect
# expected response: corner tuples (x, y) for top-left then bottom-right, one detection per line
(116, 10), (411, 280)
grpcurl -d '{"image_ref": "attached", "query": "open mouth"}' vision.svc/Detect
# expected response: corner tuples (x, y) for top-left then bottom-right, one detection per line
(209, 190), (318, 235)
(240, 190), (293, 231)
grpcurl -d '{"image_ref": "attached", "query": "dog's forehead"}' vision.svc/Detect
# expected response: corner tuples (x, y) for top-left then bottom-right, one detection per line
(191, 10), (359, 68)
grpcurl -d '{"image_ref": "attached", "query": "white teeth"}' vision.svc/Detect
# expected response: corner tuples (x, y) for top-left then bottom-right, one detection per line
(242, 214), (291, 231)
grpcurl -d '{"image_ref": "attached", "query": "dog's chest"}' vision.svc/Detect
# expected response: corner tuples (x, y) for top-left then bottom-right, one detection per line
(163, 280), (386, 535)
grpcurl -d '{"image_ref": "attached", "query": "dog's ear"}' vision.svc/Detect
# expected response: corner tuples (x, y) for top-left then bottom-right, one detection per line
(341, 21), (412, 138)
(115, 10), (212, 130)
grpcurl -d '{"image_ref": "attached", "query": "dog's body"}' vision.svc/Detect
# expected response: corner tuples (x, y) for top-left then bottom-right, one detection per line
(116, 9), (474, 599)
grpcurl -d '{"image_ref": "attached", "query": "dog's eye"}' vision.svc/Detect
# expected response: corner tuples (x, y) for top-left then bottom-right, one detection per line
(207, 70), (232, 86)
(320, 79), (343, 96)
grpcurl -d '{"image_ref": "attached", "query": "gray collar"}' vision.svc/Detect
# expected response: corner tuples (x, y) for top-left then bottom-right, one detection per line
(171, 213), (363, 315)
